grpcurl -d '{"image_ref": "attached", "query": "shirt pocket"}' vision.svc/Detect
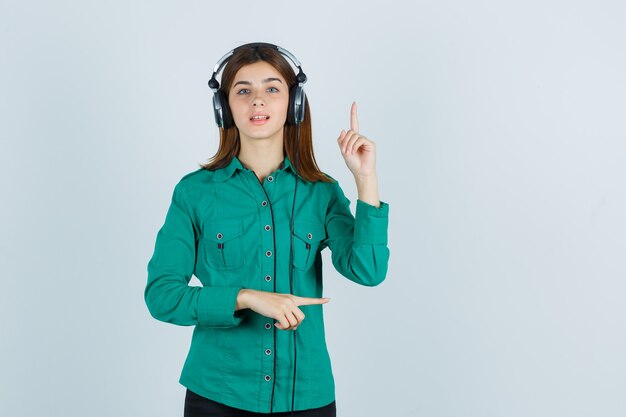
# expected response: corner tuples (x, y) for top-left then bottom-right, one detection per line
(292, 220), (327, 271)
(201, 219), (244, 271)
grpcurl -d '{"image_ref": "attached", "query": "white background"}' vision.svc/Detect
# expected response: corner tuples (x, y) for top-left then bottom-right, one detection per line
(1, 1), (625, 416)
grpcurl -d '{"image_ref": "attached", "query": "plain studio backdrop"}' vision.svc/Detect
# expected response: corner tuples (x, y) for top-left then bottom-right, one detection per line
(1, 1), (625, 416)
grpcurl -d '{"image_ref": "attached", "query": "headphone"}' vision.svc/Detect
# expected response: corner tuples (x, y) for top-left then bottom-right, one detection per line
(208, 42), (308, 128)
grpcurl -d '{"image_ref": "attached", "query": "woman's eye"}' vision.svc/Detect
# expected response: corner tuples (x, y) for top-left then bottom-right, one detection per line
(236, 89), (250, 95)
(267, 87), (279, 93)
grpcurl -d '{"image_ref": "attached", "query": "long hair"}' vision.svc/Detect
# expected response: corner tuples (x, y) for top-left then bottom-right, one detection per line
(199, 44), (333, 183)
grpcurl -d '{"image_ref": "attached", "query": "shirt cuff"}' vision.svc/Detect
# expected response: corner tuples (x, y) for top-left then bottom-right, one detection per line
(354, 200), (389, 244)
(198, 286), (243, 328)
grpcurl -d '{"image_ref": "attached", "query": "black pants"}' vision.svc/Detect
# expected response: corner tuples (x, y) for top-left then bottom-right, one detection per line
(184, 389), (337, 417)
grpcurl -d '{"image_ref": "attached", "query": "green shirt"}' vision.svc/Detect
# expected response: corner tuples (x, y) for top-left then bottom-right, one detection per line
(145, 155), (390, 413)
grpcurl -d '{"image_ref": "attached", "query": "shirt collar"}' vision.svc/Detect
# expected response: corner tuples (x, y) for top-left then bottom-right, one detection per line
(213, 155), (295, 182)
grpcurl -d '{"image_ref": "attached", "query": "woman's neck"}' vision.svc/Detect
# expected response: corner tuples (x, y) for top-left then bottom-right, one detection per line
(238, 140), (285, 183)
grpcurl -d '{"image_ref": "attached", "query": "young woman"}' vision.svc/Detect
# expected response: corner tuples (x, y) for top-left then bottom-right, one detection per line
(145, 43), (390, 417)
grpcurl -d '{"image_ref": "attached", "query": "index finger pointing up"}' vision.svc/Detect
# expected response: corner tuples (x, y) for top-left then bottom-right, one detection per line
(350, 101), (359, 132)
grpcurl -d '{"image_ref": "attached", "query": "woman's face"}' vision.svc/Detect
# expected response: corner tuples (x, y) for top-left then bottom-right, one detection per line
(228, 61), (289, 144)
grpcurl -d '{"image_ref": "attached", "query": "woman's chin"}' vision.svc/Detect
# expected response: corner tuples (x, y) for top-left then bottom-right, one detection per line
(239, 127), (284, 142)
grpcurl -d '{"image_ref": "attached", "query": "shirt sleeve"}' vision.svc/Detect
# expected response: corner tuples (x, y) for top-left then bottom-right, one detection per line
(144, 181), (243, 328)
(323, 180), (390, 286)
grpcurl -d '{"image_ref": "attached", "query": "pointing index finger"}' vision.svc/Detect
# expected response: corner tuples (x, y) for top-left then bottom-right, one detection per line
(350, 101), (359, 132)
(295, 296), (331, 306)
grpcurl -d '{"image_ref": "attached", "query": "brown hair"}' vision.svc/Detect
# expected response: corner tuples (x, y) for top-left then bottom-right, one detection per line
(199, 44), (333, 183)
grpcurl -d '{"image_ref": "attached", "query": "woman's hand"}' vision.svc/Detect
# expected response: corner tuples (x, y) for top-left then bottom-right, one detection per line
(337, 102), (377, 178)
(236, 289), (330, 331)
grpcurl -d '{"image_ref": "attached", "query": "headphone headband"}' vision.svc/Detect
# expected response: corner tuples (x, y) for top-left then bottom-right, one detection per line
(208, 43), (307, 92)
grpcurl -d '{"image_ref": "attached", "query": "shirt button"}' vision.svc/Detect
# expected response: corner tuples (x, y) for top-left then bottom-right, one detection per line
(267, 175), (274, 182)
(264, 225), (271, 231)
(216, 233), (223, 240)
(264, 375), (272, 382)
(265, 349), (272, 355)
(264, 323), (272, 330)
(265, 250), (272, 257)
(261, 200), (268, 207)
(265, 275), (272, 282)
(307, 232), (313, 239)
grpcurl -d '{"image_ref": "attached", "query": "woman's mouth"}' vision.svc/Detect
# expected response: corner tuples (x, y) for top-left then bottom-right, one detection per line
(250, 114), (270, 125)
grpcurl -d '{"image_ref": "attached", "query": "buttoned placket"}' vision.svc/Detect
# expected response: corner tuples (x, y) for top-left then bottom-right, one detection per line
(243, 167), (280, 411)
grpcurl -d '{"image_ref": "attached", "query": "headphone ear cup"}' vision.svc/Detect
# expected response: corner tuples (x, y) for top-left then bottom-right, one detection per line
(213, 90), (234, 128)
(287, 85), (306, 125)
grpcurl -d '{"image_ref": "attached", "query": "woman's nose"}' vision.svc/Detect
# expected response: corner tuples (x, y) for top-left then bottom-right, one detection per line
(252, 93), (265, 106)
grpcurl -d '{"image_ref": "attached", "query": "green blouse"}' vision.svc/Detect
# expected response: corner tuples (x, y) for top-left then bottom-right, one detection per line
(145, 155), (390, 413)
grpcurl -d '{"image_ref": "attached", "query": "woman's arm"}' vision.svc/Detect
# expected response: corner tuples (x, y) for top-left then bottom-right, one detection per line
(324, 180), (389, 286)
(325, 102), (390, 286)
(144, 182), (243, 328)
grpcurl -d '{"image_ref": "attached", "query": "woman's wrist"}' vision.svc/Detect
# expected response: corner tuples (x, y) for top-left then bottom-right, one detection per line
(355, 173), (380, 207)
(235, 289), (252, 311)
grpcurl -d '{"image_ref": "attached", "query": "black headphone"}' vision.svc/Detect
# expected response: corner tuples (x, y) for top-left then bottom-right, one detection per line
(208, 42), (308, 129)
